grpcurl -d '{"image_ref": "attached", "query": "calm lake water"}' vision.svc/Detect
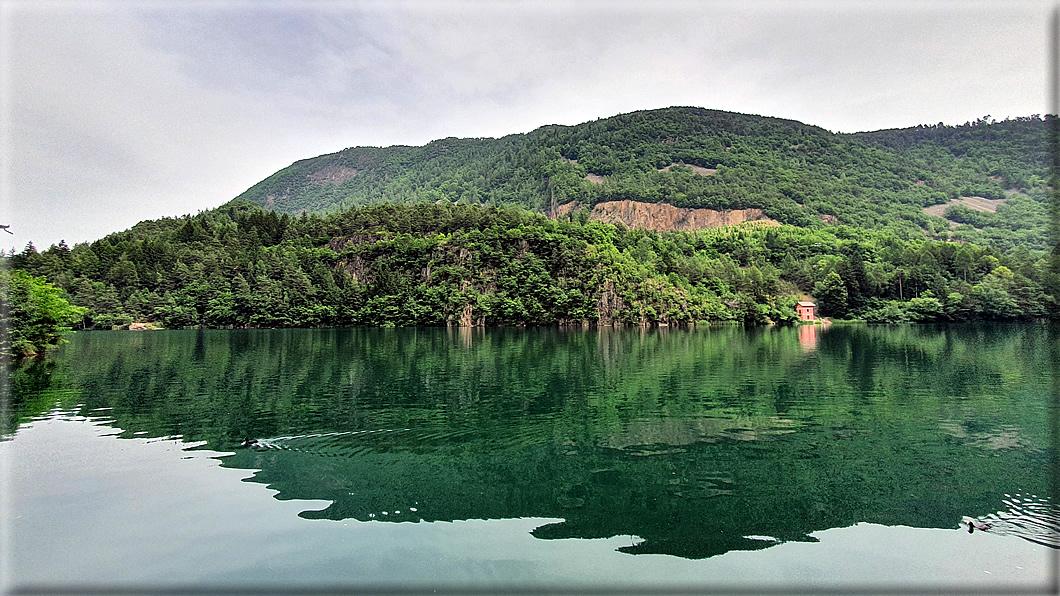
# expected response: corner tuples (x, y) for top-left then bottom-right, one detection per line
(2, 324), (1056, 593)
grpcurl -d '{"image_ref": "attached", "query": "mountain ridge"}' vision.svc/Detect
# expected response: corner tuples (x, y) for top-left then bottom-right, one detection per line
(228, 106), (1051, 251)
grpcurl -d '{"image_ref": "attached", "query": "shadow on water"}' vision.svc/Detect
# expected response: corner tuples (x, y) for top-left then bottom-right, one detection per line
(11, 323), (1056, 558)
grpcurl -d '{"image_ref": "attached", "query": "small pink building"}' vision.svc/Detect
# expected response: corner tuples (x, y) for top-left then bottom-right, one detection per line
(796, 301), (817, 321)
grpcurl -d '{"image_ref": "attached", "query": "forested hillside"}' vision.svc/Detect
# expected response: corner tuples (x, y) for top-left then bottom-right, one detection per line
(232, 107), (1052, 252)
(9, 202), (1052, 330)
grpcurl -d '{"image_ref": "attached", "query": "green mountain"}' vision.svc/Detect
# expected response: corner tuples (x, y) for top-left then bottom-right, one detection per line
(230, 107), (1052, 251)
(5, 108), (1054, 332)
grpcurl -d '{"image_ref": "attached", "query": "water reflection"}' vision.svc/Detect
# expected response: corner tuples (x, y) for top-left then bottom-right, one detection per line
(797, 323), (818, 351)
(10, 324), (1055, 558)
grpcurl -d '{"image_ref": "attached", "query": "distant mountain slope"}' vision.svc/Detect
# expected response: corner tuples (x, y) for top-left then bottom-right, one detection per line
(229, 107), (1052, 250)
(846, 115), (1051, 250)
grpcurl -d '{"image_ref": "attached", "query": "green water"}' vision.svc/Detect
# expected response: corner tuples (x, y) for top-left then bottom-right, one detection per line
(3, 324), (1056, 590)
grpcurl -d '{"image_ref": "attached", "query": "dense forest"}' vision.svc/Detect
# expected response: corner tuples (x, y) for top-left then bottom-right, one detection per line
(7, 201), (1053, 333)
(233, 107), (1053, 252)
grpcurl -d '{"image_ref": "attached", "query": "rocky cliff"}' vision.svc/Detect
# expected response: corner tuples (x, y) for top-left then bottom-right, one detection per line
(557, 200), (779, 232)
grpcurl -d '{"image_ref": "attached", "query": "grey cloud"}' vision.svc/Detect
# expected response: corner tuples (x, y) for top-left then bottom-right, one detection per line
(139, 8), (420, 109)
(3, 1), (1053, 251)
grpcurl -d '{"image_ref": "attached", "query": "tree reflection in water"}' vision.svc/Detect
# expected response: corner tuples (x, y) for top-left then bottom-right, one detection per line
(12, 323), (1053, 559)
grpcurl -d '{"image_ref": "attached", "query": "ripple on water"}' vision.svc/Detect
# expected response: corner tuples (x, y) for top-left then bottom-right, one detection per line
(965, 493), (1060, 549)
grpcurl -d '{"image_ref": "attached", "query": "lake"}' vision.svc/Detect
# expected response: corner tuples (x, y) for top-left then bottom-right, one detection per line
(2, 324), (1056, 593)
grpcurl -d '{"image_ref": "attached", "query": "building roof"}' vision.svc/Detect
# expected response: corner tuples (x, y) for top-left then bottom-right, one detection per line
(796, 301), (816, 307)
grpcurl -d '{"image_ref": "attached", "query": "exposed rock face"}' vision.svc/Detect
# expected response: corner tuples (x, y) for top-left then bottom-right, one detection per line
(328, 234), (382, 252)
(557, 200), (778, 232)
(658, 163), (717, 176)
(922, 195), (1007, 218)
(308, 165), (360, 186)
(585, 164), (717, 185)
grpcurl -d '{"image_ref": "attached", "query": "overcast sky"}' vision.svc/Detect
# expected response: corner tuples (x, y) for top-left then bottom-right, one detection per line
(2, 0), (1055, 251)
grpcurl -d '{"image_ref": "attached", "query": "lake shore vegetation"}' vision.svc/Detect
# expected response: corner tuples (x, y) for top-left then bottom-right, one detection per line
(5, 202), (1052, 330)
(0, 267), (87, 358)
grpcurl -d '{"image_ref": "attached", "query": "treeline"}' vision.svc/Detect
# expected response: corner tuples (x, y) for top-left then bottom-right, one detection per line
(234, 107), (1052, 251)
(7, 202), (1054, 330)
